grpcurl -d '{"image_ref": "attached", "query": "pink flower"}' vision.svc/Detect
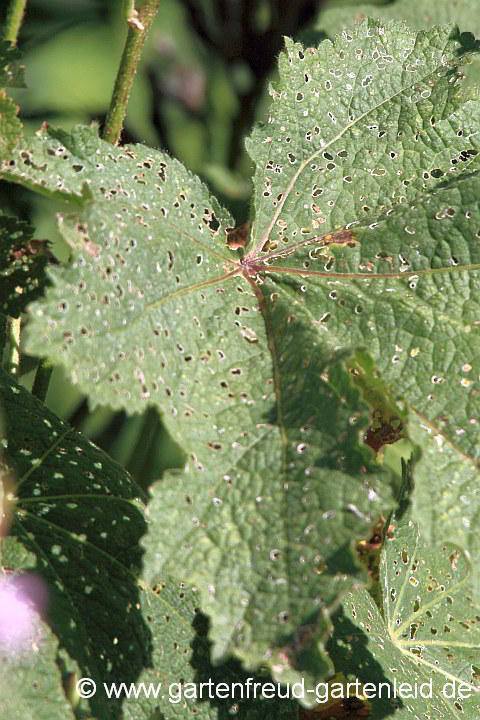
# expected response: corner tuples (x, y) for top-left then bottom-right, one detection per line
(0, 573), (48, 652)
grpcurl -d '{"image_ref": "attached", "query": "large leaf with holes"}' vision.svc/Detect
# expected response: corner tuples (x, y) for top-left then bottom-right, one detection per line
(0, 122), (395, 685)
(327, 499), (480, 719)
(0, 368), (149, 720)
(1, 17), (480, 687)
(123, 577), (298, 720)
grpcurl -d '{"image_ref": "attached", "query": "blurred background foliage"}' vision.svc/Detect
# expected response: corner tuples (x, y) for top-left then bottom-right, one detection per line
(1, 0), (474, 488)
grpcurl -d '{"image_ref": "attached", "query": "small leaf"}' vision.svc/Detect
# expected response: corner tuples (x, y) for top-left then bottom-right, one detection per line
(0, 41), (25, 156)
(0, 91), (22, 158)
(0, 40), (26, 88)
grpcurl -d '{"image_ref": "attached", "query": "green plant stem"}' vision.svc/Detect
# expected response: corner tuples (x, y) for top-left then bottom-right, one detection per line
(31, 358), (53, 403)
(4, 0), (27, 45)
(103, 0), (161, 145)
(4, 316), (21, 376)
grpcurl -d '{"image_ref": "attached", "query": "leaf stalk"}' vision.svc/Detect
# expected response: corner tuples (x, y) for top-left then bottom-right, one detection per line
(3, 316), (21, 377)
(31, 358), (53, 403)
(103, 0), (161, 145)
(4, 0), (27, 45)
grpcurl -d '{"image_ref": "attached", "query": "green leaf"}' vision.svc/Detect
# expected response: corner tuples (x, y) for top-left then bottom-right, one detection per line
(327, 494), (480, 719)
(123, 577), (298, 719)
(2, 18), (480, 689)
(0, 40), (26, 88)
(318, 0), (480, 39)
(0, 368), (149, 720)
(0, 41), (25, 157)
(1, 121), (395, 683)
(0, 91), (22, 158)
(0, 215), (52, 318)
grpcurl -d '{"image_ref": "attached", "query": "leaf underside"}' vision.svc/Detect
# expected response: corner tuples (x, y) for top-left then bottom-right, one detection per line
(0, 18), (479, 693)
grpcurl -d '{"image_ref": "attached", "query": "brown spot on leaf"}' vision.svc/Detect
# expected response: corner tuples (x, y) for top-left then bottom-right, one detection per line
(226, 222), (249, 249)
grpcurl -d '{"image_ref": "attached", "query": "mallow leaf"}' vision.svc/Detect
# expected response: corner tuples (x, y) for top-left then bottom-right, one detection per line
(0, 121), (395, 683)
(0, 369), (149, 720)
(327, 485), (480, 719)
(1, 18), (479, 686)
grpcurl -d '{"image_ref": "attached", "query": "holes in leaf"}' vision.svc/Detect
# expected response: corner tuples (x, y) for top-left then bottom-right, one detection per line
(207, 213), (220, 232)
(156, 163), (167, 182)
(207, 442), (222, 451)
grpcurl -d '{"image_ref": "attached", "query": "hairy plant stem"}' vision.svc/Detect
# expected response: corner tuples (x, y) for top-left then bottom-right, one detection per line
(31, 359), (53, 403)
(3, 317), (21, 377)
(4, 0), (27, 45)
(103, 0), (161, 145)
